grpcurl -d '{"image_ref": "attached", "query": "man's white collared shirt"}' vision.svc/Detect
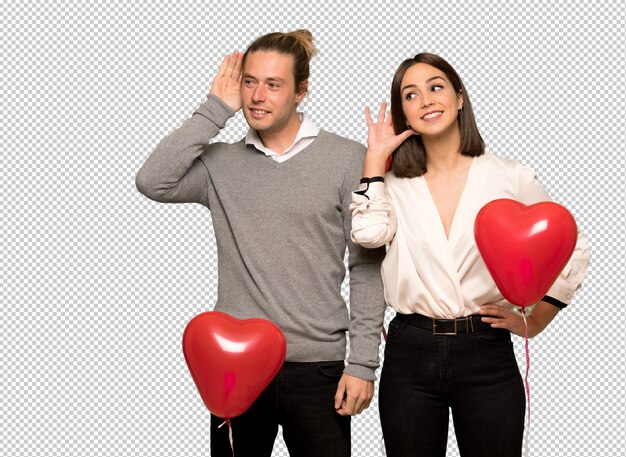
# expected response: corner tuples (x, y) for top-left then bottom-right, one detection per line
(245, 113), (319, 163)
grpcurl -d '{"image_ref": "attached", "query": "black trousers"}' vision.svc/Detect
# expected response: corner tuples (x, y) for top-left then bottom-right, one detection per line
(210, 361), (350, 457)
(380, 314), (525, 457)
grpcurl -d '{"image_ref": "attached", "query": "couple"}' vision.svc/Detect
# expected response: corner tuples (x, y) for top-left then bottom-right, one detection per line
(136, 30), (589, 457)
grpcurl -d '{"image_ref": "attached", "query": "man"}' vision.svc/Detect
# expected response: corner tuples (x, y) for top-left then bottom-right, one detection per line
(136, 30), (385, 457)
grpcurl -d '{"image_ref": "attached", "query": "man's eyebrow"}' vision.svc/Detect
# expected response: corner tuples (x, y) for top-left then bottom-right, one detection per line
(242, 74), (287, 83)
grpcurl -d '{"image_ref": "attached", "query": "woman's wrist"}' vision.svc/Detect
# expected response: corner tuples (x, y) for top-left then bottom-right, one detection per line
(362, 151), (388, 177)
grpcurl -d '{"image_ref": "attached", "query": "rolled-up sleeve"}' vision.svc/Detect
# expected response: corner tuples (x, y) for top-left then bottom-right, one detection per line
(350, 181), (397, 248)
(545, 230), (590, 305)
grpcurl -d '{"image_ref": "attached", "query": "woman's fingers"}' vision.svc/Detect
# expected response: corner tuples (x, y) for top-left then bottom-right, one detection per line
(377, 101), (387, 124)
(364, 106), (373, 126)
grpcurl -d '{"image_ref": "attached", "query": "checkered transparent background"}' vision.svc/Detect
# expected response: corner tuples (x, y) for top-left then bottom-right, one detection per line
(2, 1), (625, 456)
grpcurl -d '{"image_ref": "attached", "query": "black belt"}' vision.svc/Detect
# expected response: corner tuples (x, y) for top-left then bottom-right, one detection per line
(394, 312), (496, 336)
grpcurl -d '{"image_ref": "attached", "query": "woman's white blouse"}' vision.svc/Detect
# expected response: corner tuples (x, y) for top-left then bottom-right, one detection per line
(350, 152), (590, 318)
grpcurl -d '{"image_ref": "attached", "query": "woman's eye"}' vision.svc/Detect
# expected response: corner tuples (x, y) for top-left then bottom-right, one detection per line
(432, 85), (443, 91)
(405, 92), (417, 100)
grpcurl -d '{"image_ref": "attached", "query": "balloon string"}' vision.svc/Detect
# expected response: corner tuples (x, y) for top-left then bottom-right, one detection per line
(218, 419), (234, 457)
(520, 308), (531, 426)
(520, 307), (531, 457)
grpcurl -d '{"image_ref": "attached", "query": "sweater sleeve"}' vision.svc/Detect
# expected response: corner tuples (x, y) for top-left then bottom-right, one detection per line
(516, 163), (590, 307)
(135, 94), (235, 206)
(341, 151), (387, 381)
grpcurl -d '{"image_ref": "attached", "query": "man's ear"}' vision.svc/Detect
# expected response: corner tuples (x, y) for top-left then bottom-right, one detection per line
(296, 80), (308, 103)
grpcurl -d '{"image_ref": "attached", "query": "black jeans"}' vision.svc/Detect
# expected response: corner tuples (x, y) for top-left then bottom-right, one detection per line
(210, 361), (350, 457)
(380, 314), (525, 457)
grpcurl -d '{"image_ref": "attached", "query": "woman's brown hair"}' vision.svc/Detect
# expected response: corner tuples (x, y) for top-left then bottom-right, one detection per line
(389, 53), (484, 178)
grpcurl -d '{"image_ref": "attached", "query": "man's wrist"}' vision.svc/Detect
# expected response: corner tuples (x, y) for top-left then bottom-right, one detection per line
(343, 363), (376, 382)
(196, 94), (237, 128)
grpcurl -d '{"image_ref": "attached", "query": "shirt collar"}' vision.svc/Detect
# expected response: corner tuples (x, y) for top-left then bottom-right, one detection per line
(245, 113), (319, 157)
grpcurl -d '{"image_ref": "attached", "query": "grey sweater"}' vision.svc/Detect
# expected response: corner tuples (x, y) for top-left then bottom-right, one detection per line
(136, 95), (386, 380)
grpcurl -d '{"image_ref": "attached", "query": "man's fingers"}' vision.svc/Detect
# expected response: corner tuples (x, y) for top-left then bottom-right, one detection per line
(232, 51), (243, 81)
(335, 375), (374, 416)
(354, 397), (369, 415)
(216, 54), (230, 78)
(343, 394), (358, 416)
(225, 51), (240, 77)
(334, 379), (346, 410)
(357, 401), (371, 415)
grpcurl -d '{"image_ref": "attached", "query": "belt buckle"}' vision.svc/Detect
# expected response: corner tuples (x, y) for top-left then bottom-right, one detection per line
(432, 318), (457, 336)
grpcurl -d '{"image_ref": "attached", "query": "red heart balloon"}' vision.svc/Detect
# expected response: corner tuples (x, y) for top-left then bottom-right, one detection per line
(182, 311), (286, 419)
(474, 199), (577, 307)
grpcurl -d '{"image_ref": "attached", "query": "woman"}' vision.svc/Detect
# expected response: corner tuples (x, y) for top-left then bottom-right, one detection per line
(350, 53), (589, 456)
